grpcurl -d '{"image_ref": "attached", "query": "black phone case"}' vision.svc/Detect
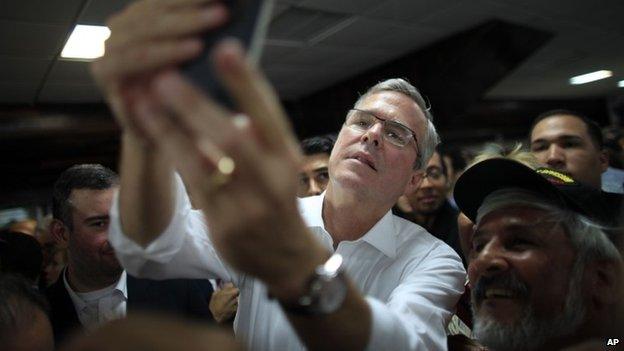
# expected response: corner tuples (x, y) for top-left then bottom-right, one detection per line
(181, 0), (270, 110)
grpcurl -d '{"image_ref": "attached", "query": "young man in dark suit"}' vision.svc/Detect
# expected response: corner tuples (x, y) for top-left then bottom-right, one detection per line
(46, 164), (214, 345)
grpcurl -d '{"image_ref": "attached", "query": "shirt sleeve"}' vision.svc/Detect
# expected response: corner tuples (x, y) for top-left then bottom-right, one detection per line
(108, 174), (236, 283)
(364, 243), (465, 351)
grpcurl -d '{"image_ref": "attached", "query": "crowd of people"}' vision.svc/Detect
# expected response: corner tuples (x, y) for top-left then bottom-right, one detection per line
(1, 0), (624, 350)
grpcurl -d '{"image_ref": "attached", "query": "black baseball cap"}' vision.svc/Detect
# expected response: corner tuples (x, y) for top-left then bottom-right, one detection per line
(454, 158), (620, 226)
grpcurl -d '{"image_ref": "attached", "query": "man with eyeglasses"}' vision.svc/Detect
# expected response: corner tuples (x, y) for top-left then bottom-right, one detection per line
(396, 147), (464, 265)
(96, 3), (464, 349)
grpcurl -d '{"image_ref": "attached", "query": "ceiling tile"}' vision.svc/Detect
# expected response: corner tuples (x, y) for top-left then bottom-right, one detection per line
(45, 60), (95, 85)
(297, 0), (380, 15)
(268, 6), (349, 42)
(0, 83), (38, 104)
(0, 57), (49, 83)
(37, 83), (102, 103)
(0, 0), (85, 25)
(260, 41), (302, 66)
(367, 0), (464, 23)
(279, 45), (387, 68)
(78, 0), (131, 24)
(318, 17), (443, 51)
(0, 20), (68, 58)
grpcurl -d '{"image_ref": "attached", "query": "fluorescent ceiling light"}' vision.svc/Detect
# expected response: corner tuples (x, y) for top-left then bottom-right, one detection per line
(569, 70), (613, 85)
(618, 80), (624, 88)
(61, 25), (110, 60)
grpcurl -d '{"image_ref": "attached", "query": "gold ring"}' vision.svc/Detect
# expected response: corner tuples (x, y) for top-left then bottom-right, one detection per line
(207, 156), (236, 189)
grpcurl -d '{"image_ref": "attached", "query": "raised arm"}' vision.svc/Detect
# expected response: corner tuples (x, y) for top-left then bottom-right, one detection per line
(90, 0), (228, 246)
(123, 31), (376, 351)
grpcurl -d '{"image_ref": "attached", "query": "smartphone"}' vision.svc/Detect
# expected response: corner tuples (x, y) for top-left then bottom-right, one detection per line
(182, 0), (275, 109)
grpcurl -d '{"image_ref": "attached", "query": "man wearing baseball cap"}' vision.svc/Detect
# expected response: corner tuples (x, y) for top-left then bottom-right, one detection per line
(454, 158), (623, 351)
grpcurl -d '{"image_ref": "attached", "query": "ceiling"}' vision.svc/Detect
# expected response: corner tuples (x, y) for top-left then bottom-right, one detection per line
(1, 0), (623, 106)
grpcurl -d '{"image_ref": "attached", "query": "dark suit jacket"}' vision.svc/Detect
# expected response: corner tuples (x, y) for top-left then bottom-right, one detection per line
(45, 272), (214, 346)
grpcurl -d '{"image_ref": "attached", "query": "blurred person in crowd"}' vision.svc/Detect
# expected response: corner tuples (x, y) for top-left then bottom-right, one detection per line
(35, 214), (55, 246)
(440, 145), (467, 209)
(397, 146), (464, 263)
(8, 218), (38, 236)
(602, 127), (624, 194)
(0, 274), (54, 351)
(529, 109), (608, 190)
(0, 229), (43, 285)
(454, 158), (623, 351)
(92, 2), (465, 349)
(60, 314), (242, 351)
(603, 126), (624, 151)
(46, 164), (214, 345)
(297, 134), (336, 197)
(40, 244), (67, 287)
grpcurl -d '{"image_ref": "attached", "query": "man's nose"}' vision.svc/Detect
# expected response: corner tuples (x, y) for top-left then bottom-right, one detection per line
(361, 123), (383, 148)
(308, 180), (323, 196)
(545, 144), (566, 169)
(419, 175), (434, 189)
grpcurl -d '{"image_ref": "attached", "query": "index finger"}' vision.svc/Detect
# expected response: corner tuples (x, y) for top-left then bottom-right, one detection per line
(212, 39), (301, 161)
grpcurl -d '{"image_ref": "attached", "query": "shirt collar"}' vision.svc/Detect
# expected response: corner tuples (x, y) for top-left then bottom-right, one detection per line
(360, 210), (398, 258)
(298, 192), (325, 228)
(298, 192), (398, 258)
(64, 269), (128, 309)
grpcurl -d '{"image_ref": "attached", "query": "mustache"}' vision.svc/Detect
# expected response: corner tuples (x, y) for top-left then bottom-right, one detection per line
(471, 273), (530, 303)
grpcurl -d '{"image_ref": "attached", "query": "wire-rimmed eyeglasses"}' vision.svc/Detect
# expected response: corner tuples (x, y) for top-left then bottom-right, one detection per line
(345, 109), (421, 158)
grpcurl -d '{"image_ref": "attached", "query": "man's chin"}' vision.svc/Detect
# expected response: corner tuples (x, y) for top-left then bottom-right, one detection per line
(475, 298), (525, 323)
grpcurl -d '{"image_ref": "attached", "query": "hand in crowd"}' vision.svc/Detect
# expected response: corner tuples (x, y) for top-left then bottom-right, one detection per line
(209, 283), (239, 323)
(60, 314), (242, 351)
(93, 0), (329, 300)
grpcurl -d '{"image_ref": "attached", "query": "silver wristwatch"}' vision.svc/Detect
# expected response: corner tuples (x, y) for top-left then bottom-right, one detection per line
(280, 253), (348, 316)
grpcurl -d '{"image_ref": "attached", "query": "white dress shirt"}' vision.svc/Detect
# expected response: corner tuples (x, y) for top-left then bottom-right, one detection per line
(109, 176), (465, 350)
(64, 270), (128, 329)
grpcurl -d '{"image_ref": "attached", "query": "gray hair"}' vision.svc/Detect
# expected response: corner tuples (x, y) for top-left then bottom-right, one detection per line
(354, 78), (440, 170)
(477, 189), (621, 263)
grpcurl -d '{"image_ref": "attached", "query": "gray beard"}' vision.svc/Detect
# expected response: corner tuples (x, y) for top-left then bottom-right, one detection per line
(472, 261), (586, 351)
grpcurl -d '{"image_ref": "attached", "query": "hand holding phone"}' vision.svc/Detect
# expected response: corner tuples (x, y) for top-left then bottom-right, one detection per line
(182, 0), (275, 109)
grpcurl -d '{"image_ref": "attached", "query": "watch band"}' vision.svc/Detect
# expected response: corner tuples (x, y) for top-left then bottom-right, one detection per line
(278, 253), (347, 316)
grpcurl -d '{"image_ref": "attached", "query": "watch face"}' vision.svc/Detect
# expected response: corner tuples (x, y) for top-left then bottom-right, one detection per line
(317, 273), (348, 313)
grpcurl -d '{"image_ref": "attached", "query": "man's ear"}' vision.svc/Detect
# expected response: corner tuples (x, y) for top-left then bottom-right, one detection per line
(584, 259), (622, 307)
(403, 170), (424, 196)
(50, 219), (69, 246)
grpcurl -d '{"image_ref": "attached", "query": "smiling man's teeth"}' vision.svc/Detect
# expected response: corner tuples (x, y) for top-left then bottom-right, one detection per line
(485, 289), (514, 298)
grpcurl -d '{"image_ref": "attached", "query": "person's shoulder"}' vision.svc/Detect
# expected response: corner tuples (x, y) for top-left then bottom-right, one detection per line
(393, 214), (463, 261)
(393, 215), (446, 250)
(45, 274), (68, 300)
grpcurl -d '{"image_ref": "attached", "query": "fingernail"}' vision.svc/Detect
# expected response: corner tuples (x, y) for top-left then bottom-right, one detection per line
(203, 4), (228, 23)
(215, 37), (245, 61)
(232, 113), (250, 129)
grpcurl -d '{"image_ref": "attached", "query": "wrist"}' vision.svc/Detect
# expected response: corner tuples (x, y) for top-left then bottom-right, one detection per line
(274, 253), (349, 316)
(266, 243), (330, 303)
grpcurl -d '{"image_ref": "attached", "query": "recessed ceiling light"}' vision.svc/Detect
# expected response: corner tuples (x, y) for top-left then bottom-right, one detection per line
(569, 70), (613, 85)
(61, 25), (110, 60)
(618, 80), (624, 88)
